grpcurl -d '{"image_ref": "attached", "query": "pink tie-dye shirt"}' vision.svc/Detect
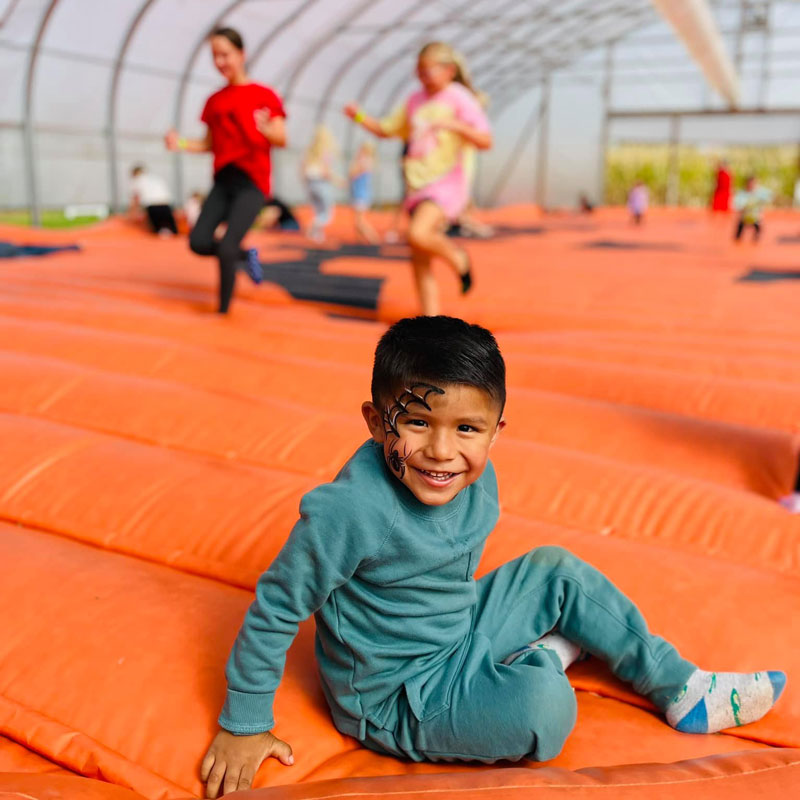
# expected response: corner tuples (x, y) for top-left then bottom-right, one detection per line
(380, 83), (490, 220)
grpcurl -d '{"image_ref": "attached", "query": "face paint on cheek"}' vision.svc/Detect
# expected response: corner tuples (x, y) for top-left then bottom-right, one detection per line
(385, 436), (412, 478)
(381, 382), (445, 479)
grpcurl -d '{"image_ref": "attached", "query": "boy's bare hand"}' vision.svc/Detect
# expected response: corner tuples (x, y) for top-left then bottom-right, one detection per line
(201, 729), (293, 798)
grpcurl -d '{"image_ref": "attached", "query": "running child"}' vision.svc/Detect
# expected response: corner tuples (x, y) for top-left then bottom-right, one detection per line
(627, 180), (648, 225)
(733, 175), (772, 242)
(128, 164), (177, 235)
(344, 42), (492, 316)
(200, 315), (786, 797)
(349, 141), (379, 243)
(302, 125), (338, 243)
(165, 27), (287, 313)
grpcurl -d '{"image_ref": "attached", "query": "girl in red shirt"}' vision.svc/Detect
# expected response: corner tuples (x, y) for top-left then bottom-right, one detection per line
(165, 27), (287, 313)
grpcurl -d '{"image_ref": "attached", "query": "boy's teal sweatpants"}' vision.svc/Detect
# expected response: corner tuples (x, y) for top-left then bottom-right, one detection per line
(360, 546), (696, 763)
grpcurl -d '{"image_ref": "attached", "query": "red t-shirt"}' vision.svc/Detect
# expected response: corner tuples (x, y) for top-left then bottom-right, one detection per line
(201, 83), (286, 199)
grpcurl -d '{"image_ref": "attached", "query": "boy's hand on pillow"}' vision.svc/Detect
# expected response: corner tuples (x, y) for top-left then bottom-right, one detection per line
(201, 728), (294, 798)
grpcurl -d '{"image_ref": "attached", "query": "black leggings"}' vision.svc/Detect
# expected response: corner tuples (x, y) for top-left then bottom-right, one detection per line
(735, 218), (761, 241)
(145, 204), (177, 234)
(189, 164), (265, 313)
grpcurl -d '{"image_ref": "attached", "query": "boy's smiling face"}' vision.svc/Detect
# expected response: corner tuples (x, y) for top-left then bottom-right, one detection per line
(362, 382), (505, 507)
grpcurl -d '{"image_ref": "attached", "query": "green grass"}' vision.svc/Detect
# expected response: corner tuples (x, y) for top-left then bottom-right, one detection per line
(605, 143), (799, 206)
(0, 209), (106, 228)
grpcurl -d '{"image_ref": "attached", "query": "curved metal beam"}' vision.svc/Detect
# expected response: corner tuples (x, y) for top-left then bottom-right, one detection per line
(279, 0), (379, 107)
(461, 4), (623, 98)
(484, 5), (653, 115)
(477, 3), (651, 110)
(313, 0), (429, 125)
(452, 0), (642, 109)
(245, 0), (320, 80)
(0, 0), (23, 29)
(372, 0), (511, 113)
(375, 0), (552, 118)
(483, 9), (652, 205)
(651, 0), (740, 105)
(107, 0), (158, 213)
(22, 0), (59, 226)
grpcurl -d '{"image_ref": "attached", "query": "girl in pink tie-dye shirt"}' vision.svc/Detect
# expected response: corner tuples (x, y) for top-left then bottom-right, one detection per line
(345, 42), (492, 316)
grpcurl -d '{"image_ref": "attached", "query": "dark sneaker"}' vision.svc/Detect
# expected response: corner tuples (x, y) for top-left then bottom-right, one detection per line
(243, 248), (263, 285)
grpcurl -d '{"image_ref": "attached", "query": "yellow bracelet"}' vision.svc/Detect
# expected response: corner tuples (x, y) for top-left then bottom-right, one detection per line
(353, 109), (366, 124)
(178, 137), (188, 150)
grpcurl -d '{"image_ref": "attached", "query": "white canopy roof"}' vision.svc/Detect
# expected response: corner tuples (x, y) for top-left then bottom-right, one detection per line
(5, 0), (790, 219)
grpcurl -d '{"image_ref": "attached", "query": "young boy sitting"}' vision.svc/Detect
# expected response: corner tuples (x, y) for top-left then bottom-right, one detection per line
(201, 316), (786, 797)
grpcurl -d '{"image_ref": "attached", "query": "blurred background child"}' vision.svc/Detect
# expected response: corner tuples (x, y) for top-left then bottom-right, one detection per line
(349, 142), (379, 244)
(303, 125), (339, 243)
(129, 164), (177, 236)
(733, 175), (772, 242)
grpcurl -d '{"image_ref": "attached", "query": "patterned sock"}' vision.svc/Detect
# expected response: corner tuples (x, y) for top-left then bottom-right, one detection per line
(502, 632), (584, 671)
(666, 668), (786, 733)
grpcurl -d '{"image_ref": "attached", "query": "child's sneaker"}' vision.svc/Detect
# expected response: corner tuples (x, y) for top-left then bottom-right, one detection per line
(243, 248), (263, 285)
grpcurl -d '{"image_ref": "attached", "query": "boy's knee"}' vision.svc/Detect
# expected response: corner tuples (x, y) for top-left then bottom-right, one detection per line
(533, 688), (577, 761)
(523, 676), (578, 761)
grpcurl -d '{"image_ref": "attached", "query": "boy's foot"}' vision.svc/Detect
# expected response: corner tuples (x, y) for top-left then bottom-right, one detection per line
(457, 249), (473, 294)
(502, 632), (586, 671)
(666, 669), (786, 734)
(243, 248), (263, 285)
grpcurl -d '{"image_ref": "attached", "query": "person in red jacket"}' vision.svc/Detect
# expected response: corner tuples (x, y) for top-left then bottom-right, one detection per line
(710, 160), (732, 212)
(165, 27), (287, 313)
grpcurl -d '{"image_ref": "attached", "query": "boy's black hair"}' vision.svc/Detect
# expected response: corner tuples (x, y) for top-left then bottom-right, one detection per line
(371, 316), (506, 416)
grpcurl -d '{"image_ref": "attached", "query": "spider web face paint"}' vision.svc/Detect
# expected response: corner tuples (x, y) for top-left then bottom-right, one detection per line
(382, 382), (445, 478)
(383, 383), (445, 438)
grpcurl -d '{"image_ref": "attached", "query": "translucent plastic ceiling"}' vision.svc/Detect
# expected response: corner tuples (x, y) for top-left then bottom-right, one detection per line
(6, 0), (798, 216)
(1, 0), (662, 212)
(3, 0), (659, 132)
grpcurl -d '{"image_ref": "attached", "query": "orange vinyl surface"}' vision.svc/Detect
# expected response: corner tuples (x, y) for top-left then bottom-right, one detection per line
(1, 206), (799, 798)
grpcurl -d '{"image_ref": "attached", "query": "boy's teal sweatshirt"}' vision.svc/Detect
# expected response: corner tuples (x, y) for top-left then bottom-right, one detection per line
(220, 439), (499, 739)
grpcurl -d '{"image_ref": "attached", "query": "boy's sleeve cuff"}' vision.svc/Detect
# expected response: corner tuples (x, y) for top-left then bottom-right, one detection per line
(218, 689), (275, 735)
